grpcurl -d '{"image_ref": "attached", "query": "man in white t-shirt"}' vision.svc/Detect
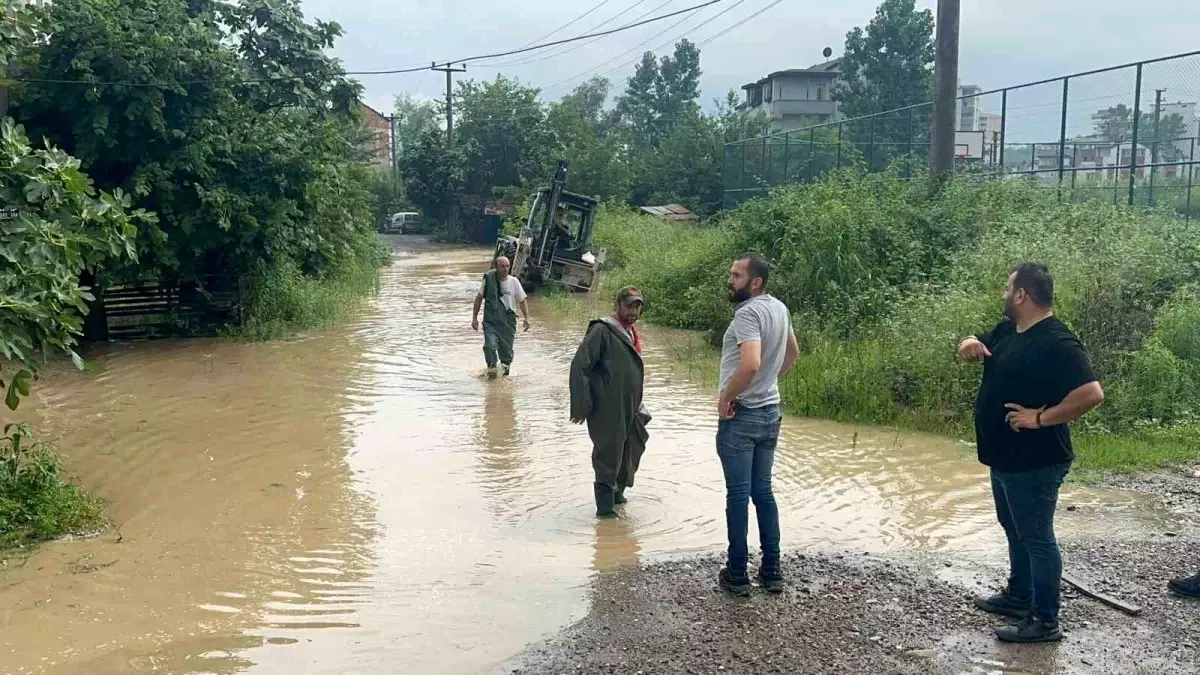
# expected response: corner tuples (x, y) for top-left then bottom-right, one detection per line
(471, 256), (530, 378)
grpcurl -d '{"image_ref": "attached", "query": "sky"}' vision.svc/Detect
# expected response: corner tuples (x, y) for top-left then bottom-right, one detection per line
(304, 0), (1200, 141)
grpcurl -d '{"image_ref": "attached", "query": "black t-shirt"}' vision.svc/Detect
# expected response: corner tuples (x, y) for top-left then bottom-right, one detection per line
(974, 316), (1098, 473)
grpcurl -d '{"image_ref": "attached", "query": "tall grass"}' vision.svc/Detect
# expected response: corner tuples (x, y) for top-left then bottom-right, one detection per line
(592, 170), (1200, 475)
(231, 250), (388, 341)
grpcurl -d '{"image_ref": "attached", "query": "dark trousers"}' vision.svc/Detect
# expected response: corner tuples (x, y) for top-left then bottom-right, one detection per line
(717, 404), (782, 577)
(482, 311), (516, 368)
(991, 461), (1071, 622)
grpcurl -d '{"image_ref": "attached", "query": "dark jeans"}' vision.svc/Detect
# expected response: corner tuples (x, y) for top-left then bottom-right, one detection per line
(991, 461), (1071, 622)
(717, 404), (782, 577)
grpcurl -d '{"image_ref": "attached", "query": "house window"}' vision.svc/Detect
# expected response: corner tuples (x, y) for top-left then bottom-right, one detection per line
(816, 85), (825, 101)
(764, 81), (773, 103)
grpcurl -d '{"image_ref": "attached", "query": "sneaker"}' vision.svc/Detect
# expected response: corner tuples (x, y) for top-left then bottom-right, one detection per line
(719, 568), (751, 597)
(974, 591), (1032, 620)
(1168, 572), (1200, 599)
(995, 616), (1063, 643)
(757, 569), (783, 595)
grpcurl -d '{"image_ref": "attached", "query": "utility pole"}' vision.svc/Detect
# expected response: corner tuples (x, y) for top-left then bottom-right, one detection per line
(1149, 88), (1164, 205)
(929, 0), (961, 189)
(431, 62), (467, 149)
(430, 62), (467, 234)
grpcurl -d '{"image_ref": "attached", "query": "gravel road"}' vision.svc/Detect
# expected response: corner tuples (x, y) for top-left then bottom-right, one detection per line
(508, 536), (1198, 674)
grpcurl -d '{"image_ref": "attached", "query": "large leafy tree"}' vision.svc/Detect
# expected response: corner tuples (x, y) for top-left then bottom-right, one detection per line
(400, 128), (466, 227)
(11, 0), (374, 283)
(616, 40), (702, 150)
(834, 0), (935, 120)
(454, 75), (551, 194)
(545, 78), (630, 199)
(393, 93), (441, 155)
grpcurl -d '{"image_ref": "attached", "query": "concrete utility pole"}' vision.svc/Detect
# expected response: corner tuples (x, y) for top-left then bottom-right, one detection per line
(431, 62), (467, 149)
(929, 0), (961, 187)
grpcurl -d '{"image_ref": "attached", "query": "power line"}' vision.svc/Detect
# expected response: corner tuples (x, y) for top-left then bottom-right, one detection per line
(696, 0), (785, 47)
(13, 0), (724, 87)
(539, 1), (717, 92)
(586, 0), (747, 82)
(353, 0), (724, 74)
(509, 0), (617, 52)
(480, 0), (661, 68)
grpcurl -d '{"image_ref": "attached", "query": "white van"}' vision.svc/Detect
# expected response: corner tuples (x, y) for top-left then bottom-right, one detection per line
(385, 212), (423, 234)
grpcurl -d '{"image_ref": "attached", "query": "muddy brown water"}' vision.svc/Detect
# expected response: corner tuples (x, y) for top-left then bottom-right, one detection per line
(0, 237), (1171, 674)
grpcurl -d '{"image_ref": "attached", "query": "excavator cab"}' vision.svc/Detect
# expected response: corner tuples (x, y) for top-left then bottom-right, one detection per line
(493, 159), (604, 292)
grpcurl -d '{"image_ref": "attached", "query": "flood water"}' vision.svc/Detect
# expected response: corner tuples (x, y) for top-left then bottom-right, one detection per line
(1, 237), (1171, 674)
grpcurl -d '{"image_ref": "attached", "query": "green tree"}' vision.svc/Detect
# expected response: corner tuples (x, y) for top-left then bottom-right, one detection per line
(615, 40), (702, 150)
(833, 0), (935, 120)
(400, 128), (466, 227)
(12, 0), (377, 285)
(393, 93), (440, 155)
(454, 75), (550, 194)
(1092, 104), (1135, 142)
(545, 79), (630, 199)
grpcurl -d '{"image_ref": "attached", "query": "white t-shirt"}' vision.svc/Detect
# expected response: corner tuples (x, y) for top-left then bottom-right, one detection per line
(479, 274), (527, 313)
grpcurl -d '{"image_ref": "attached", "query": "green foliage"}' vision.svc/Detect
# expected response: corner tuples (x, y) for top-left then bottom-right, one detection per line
(834, 0), (935, 120)
(1, 118), (148, 408)
(1, 423), (105, 551)
(593, 170), (1200, 472)
(400, 127), (467, 227)
(12, 0), (381, 289)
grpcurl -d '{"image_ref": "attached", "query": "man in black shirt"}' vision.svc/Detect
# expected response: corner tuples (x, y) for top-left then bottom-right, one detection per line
(957, 262), (1105, 644)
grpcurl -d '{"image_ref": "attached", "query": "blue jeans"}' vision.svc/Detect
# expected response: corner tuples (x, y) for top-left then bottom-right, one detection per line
(717, 404), (782, 577)
(991, 462), (1071, 622)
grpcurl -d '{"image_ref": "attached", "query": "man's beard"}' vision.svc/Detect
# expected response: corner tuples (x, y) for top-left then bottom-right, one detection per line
(1003, 298), (1016, 320)
(728, 285), (752, 303)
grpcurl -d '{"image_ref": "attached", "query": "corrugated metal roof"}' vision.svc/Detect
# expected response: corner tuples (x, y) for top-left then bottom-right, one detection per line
(639, 204), (697, 221)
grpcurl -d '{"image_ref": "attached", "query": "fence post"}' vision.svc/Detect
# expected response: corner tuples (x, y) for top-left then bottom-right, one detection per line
(1113, 143), (1122, 205)
(999, 89), (1007, 169)
(1128, 63), (1143, 206)
(1070, 144), (1078, 201)
(1149, 88), (1162, 206)
(906, 107), (915, 176)
(761, 133), (769, 194)
(869, 116), (877, 171)
(836, 121), (843, 169)
(740, 142), (747, 202)
(1057, 78), (1069, 201)
(1187, 137), (1195, 224)
(781, 131), (790, 184)
(808, 127), (816, 180)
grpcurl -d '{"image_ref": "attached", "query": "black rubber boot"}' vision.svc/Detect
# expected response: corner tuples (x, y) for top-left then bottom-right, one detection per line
(1168, 572), (1200, 598)
(594, 483), (617, 519)
(614, 485), (627, 505)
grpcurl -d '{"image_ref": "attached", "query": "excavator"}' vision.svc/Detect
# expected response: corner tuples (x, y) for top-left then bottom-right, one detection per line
(493, 159), (604, 292)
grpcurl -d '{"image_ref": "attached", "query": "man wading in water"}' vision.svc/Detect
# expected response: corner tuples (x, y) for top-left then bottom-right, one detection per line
(716, 254), (799, 596)
(569, 287), (651, 519)
(472, 256), (530, 378)
(958, 262), (1105, 643)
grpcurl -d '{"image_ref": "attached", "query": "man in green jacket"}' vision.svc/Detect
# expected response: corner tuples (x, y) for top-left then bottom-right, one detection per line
(472, 256), (530, 378)
(570, 287), (651, 518)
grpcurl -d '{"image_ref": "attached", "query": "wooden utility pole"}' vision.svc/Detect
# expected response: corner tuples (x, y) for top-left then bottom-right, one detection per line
(929, 0), (961, 187)
(431, 62), (467, 149)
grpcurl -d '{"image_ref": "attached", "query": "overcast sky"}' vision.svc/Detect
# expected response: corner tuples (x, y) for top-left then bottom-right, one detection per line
(304, 0), (1200, 139)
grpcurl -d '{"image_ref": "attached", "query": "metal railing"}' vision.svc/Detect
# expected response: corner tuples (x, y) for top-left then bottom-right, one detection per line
(723, 50), (1200, 223)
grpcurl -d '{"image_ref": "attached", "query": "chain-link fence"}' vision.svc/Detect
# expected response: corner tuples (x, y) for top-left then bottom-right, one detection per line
(724, 50), (1200, 223)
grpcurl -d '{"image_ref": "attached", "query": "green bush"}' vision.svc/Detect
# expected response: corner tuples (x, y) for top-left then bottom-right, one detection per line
(1, 424), (105, 551)
(594, 169), (1200, 472)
